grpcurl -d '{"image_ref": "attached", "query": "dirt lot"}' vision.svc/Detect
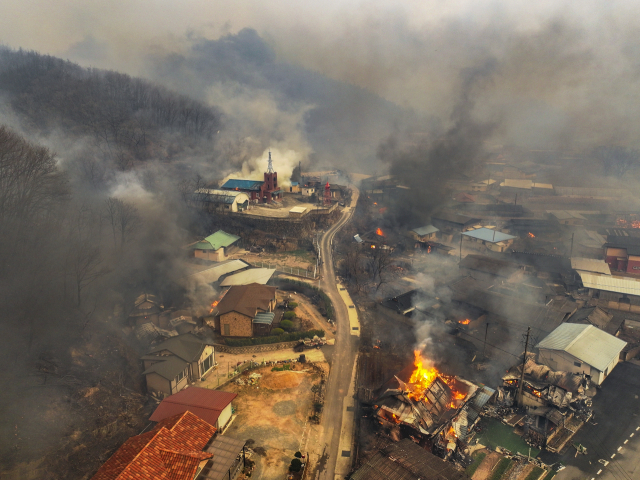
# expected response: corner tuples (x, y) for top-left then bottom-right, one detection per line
(286, 292), (336, 339)
(230, 248), (316, 270)
(472, 451), (503, 480)
(218, 362), (329, 480)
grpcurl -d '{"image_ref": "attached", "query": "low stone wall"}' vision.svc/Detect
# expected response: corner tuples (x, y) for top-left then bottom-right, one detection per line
(213, 340), (300, 355)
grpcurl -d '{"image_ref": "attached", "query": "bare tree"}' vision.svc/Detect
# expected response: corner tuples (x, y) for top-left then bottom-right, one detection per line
(103, 197), (142, 251)
(367, 245), (394, 291)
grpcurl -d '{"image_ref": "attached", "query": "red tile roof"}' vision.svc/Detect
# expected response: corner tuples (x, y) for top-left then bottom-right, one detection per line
(150, 387), (237, 427)
(91, 411), (215, 480)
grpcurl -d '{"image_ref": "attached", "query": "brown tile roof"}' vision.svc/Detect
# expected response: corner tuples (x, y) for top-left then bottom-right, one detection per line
(91, 411), (215, 480)
(216, 283), (276, 318)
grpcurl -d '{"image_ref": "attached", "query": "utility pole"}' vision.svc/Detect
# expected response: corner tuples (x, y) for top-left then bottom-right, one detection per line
(517, 327), (531, 407)
(483, 322), (490, 358)
(570, 232), (575, 258)
(459, 233), (463, 261)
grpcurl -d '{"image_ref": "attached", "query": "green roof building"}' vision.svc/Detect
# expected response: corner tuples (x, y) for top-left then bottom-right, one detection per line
(190, 230), (241, 262)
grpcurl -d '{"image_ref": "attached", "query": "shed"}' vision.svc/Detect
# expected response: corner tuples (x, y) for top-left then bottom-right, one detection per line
(410, 225), (439, 241)
(462, 228), (516, 252)
(289, 206), (308, 218)
(190, 230), (241, 262)
(150, 387), (237, 431)
(536, 323), (626, 385)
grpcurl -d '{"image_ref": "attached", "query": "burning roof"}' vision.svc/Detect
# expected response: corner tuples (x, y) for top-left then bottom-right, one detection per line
(371, 351), (476, 436)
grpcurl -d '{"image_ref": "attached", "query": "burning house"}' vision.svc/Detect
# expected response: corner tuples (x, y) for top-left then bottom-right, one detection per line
(369, 351), (494, 458)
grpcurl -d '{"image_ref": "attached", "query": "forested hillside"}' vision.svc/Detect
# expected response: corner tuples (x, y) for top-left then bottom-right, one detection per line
(0, 50), (220, 480)
(0, 48), (221, 172)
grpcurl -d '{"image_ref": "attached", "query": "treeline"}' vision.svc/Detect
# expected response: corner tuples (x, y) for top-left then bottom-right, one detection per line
(0, 48), (221, 170)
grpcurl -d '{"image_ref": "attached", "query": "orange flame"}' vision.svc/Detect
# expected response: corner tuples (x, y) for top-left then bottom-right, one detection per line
(427, 245), (432, 253)
(528, 232), (535, 238)
(209, 300), (219, 314)
(408, 350), (439, 400)
(458, 319), (471, 325)
(376, 227), (384, 236)
(408, 350), (467, 403)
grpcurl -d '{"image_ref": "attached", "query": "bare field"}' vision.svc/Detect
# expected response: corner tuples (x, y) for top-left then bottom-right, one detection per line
(218, 363), (328, 480)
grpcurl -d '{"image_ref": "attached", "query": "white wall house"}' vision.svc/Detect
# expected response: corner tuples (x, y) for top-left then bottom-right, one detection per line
(536, 323), (626, 385)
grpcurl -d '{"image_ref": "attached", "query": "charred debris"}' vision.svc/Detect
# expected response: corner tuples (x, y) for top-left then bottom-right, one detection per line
(348, 153), (640, 475)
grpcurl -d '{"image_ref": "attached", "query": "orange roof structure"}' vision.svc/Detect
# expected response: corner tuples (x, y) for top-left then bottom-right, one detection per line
(91, 411), (216, 480)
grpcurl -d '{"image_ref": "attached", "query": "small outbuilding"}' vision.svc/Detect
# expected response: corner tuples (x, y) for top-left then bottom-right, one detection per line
(190, 230), (241, 262)
(461, 227), (516, 252)
(410, 225), (439, 242)
(150, 387), (237, 431)
(536, 323), (626, 385)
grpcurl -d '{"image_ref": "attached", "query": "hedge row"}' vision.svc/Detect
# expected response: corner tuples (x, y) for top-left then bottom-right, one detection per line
(224, 329), (325, 347)
(276, 279), (334, 320)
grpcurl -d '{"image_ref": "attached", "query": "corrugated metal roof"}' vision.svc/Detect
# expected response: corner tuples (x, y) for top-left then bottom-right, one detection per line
(202, 230), (241, 250)
(219, 268), (276, 286)
(220, 179), (264, 190)
(571, 257), (611, 275)
(462, 228), (516, 243)
(196, 189), (249, 204)
(185, 260), (250, 285)
(411, 225), (439, 236)
(253, 312), (275, 325)
(203, 435), (246, 480)
(536, 323), (626, 371)
(576, 271), (640, 296)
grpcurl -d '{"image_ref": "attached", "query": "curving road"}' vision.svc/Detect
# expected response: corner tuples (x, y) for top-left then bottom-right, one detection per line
(316, 187), (360, 480)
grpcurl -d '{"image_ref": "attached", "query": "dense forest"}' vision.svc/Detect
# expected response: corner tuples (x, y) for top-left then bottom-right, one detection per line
(0, 48), (221, 175)
(0, 49), (223, 479)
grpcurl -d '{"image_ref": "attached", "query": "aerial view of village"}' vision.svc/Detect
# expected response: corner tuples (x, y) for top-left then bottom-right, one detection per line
(2, 2), (640, 480)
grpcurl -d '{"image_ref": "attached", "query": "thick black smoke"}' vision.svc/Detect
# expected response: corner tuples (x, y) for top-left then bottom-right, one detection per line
(377, 61), (497, 226)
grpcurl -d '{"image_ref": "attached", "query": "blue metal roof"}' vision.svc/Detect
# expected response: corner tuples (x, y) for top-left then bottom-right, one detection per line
(462, 227), (516, 243)
(291, 182), (299, 186)
(221, 179), (264, 191)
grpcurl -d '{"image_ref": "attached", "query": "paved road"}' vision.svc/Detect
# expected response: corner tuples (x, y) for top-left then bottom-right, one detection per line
(543, 362), (640, 480)
(316, 187), (360, 480)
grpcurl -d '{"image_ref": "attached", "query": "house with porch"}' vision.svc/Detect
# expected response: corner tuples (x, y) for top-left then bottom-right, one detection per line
(142, 333), (216, 395)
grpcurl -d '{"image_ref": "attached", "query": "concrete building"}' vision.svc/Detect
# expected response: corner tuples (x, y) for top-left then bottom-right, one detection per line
(289, 205), (308, 218)
(536, 323), (626, 385)
(604, 236), (640, 274)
